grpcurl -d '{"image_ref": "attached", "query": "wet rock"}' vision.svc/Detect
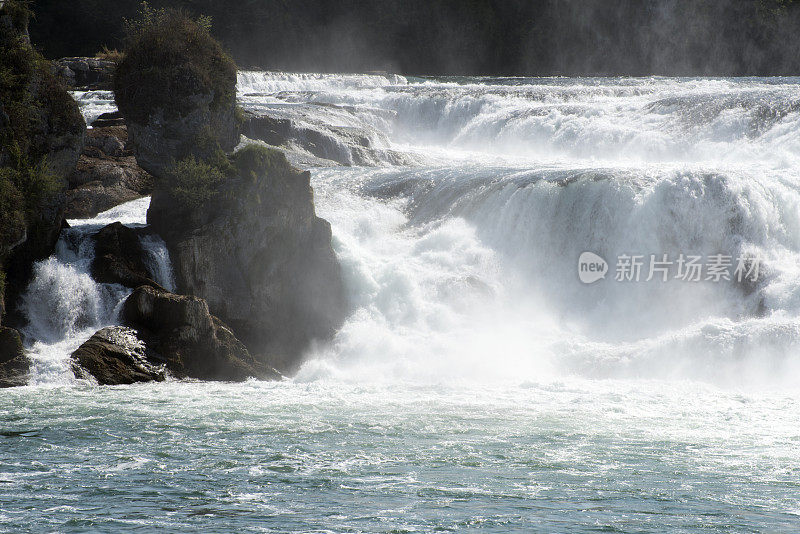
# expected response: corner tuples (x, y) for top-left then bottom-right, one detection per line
(71, 326), (166, 385)
(113, 12), (343, 374)
(83, 126), (127, 158)
(0, 327), (29, 388)
(121, 286), (280, 381)
(65, 126), (154, 219)
(148, 145), (347, 373)
(90, 222), (163, 290)
(90, 111), (125, 128)
(241, 108), (417, 167)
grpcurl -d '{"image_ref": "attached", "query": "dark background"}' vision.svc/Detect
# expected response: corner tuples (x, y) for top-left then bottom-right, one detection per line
(29, 0), (800, 76)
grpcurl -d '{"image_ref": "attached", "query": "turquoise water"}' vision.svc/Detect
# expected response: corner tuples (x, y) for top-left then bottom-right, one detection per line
(2, 380), (800, 533)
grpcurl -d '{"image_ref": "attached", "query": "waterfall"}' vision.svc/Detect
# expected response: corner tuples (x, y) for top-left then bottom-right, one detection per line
(232, 72), (800, 386)
(20, 197), (174, 385)
(24, 72), (800, 387)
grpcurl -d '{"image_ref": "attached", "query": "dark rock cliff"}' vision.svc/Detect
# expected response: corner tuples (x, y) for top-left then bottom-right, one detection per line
(113, 9), (347, 374)
(149, 145), (347, 372)
(0, 1), (85, 379)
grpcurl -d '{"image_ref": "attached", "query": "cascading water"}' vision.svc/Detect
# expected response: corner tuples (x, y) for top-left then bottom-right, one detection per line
(19, 198), (175, 385)
(5, 73), (800, 533)
(235, 73), (800, 386)
(68, 73), (800, 385)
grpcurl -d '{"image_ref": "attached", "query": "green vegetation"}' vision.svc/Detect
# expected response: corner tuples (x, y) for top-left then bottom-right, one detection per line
(234, 144), (290, 183)
(0, 176), (25, 252)
(234, 106), (245, 129)
(95, 46), (125, 63)
(163, 145), (289, 210)
(194, 126), (233, 175)
(114, 2), (236, 124)
(163, 155), (226, 209)
(0, 0), (78, 263)
(0, 145), (61, 214)
(2, 0), (32, 27)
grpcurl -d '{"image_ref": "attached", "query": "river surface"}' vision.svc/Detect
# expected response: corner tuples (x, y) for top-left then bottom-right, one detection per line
(2, 74), (800, 532)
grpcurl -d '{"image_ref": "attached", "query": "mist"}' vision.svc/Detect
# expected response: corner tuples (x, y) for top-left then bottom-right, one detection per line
(31, 0), (800, 76)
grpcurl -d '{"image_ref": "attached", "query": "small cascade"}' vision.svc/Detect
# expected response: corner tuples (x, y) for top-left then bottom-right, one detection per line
(140, 234), (177, 292)
(20, 197), (174, 385)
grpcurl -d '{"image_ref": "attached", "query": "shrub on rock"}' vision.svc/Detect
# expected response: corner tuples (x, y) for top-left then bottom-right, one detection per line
(113, 4), (239, 176)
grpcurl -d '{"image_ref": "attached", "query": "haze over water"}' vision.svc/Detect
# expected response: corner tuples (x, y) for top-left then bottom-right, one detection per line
(3, 73), (800, 532)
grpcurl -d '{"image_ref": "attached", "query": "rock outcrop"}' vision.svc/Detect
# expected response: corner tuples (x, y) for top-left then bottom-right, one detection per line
(113, 11), (240, 177)
(0, 1), (85, 329)
(72, 287), (279, 385)
(90, 222), (163, 290)
(241, 108), (417, 167)
(122, 286), (279, 381)
(113, 9), (347, 373)
(148, 145), (347, 372)
(66, 126), (153, 218)
(71, 326), (166, 385)
(53, 57), (115, 90)
(90, 111), (125, 128)
(0, 326), (28, 388)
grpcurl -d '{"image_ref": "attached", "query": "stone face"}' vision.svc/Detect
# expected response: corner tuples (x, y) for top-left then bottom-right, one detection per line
(241, 108), (418, 167)
(112, 13), (344, 374)
(90, 222), (163, 290)
(0, 326), (29, 388)
(71, 326), (166, 385)
(90, 111), (125, 128)
(125, 101), (239, 178)
(66, 127), (154, 219)
(121, 286), (280, 381)
(113, 14), (240, 178)
(148, 147), (347, 372)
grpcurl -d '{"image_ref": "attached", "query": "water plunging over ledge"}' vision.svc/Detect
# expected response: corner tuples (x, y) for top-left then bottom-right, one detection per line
(5, 73), (800, 532)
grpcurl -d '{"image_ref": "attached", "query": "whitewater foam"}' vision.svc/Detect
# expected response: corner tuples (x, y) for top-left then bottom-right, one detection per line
(21, 198), (172, 385)
(47, 73), (800, 387)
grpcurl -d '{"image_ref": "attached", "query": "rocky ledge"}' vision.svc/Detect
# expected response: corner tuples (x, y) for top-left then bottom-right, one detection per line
(0, 327), (28, 388)
(72, 286), (281, 384)
(90, 222), (165, 290)
(66, 125), (154, 218)
(148, 145), (347, 372)
(53, 57), (116, 90)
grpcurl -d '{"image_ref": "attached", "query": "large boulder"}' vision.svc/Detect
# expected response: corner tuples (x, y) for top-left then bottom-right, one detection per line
(148, 145), (347, 372)
(0, 326), (28, 388)
(113, 10), (239, 178)
(71, 326), (165, 385)
(120, 285), (280, 381)
(90, 222), (163, 290)
(66, 126), (154, 218)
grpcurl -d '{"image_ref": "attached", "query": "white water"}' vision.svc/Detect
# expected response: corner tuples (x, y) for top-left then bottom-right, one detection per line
(234, 73), (800, 388)
(7, 72), (800, 533)
(20, 198), (173, 385)
(55, 73), (800, 387)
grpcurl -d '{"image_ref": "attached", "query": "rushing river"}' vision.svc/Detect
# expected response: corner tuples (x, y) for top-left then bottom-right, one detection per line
(2, 74), (800, 532)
